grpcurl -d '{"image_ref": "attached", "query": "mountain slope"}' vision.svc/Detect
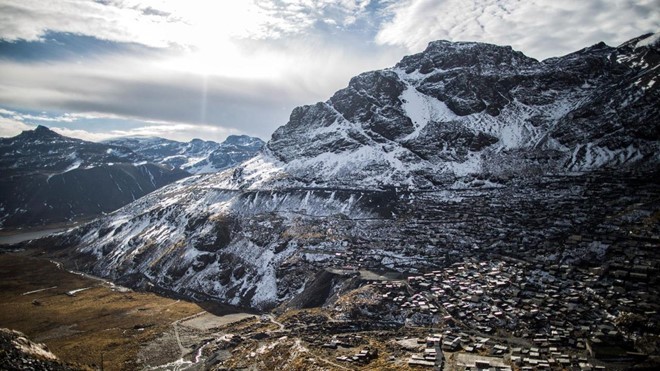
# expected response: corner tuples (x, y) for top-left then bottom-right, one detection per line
(33, 34), (660, 311)
(255, 33), (657, 188)
(0, 126), (189, 228)
(103, 135), (264, 174)
(186, 135), (265, 174)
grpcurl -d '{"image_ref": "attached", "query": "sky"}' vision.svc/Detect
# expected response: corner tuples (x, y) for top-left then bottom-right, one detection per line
(0, 0), (658, 143)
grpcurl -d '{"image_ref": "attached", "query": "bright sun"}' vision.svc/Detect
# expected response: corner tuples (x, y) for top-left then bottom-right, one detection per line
(154, 1), (288, 79)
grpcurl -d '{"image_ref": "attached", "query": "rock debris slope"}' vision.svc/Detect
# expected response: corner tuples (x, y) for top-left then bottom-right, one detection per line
(0, 328), (78, 370)
(43, 33), (659, 310)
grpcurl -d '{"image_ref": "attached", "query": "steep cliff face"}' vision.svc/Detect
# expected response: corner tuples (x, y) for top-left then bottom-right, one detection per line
(50, 176), (394, 310)
(263, 33), (659, 188)
(37, 34), (660, 310)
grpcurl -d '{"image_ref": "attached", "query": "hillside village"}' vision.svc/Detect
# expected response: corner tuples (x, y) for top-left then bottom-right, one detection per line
(272, 170), (659, 370)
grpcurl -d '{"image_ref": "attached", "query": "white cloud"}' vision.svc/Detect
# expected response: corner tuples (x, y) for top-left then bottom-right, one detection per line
(0, 107), (242, 142)
(0, 0), (374, 50)
(0, 1), (406, 142)
(376, 0), (660, 60)
(51, 123), (241, 143)
(0, 116), (34, 137)
(0, 0), (173, 47)
(48, 127), (117, 142)
(0, 35), (404, 140)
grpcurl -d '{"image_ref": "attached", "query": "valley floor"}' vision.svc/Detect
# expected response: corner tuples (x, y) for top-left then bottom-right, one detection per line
(0, 253), (255, 370)
(1, 249), (659, 370)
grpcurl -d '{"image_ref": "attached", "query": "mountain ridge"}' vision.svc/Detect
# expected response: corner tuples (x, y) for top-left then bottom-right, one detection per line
(0, 126), (189, 229)
(103, 134), (264, 174)
(23, 33), (660, 311)
(255, 33), (659, 189)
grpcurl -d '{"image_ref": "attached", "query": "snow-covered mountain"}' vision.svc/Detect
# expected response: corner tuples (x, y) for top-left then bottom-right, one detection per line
(36, 34), (660, 310)
(103, 135), (264, 174)
(0, 126), (189, 228)
(256, 33), (657, 189)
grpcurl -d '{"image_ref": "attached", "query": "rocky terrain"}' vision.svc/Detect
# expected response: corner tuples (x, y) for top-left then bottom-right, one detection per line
(0, 328), (79, 371)
(12, 33), (660, 370)
(261, 33), (658, 188)
(104, 134), (264, 174)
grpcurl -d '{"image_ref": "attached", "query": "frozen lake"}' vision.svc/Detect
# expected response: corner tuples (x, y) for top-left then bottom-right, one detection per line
(0, 227), (68, 245)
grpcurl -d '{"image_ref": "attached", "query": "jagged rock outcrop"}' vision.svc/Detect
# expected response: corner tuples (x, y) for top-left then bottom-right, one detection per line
(263, 33), (659, 188)
(0, 328), (79, 370)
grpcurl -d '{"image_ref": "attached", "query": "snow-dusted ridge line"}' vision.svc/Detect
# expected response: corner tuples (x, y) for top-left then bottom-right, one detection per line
(103, 135), (265, 175)
(0, 126), (190, 229)
(43, 34), (660, 311)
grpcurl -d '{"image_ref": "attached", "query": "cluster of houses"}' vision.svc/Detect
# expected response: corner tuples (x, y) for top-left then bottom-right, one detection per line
(299, 172), (658, 369)
(364, 245), (657, 369)
(406, 335), (444, 368)
(334, 347), (378, 364)
(321, 334), (361, 349)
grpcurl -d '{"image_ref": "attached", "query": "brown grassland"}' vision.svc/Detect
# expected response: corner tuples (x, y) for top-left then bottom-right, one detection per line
(0, 253), (204, 370)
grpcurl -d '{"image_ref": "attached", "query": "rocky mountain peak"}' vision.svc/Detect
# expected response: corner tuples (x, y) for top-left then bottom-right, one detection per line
(34, 124), (58, 134)
(262, 34), (659, 189)
(223, 135), (264, 147)
(18, 125), (64, 141)
(397, 39), (539, 75)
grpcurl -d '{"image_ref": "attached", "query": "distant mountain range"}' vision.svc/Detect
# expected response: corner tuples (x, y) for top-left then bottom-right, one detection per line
(33, 33), (660, 310)
(103, 135), (264, 174)
(0, 126), (263, 229)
